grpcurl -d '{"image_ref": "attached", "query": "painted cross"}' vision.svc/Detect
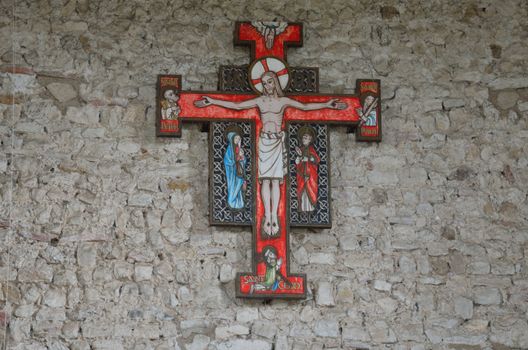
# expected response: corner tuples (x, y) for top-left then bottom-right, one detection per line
(156, 22), (381, 299)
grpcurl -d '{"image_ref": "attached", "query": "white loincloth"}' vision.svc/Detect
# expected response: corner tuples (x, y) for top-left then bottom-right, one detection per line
(258, 132), (287, 181)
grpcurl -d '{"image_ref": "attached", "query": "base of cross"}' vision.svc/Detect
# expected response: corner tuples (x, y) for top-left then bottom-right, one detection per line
(236, 273), (306, 299)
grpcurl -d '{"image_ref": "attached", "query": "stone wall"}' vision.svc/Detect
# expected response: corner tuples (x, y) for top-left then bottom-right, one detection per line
(1, 1), (527, 349)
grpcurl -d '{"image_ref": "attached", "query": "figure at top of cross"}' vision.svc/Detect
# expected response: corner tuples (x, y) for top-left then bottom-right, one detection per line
(156, 21), (381, 299)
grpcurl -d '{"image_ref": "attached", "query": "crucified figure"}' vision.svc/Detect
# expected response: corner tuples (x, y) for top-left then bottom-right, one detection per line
(195, 70), (346, 236)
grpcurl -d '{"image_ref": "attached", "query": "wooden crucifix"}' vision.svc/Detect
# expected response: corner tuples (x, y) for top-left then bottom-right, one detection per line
(156, 21), (381, 299)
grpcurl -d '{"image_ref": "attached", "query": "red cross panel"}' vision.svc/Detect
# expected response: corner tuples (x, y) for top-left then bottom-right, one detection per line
(156, 21), (381, 299)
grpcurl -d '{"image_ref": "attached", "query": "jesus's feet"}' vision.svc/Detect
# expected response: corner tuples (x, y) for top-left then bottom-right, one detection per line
(263, 216), (272, 236)
(271, 214), (279, 236)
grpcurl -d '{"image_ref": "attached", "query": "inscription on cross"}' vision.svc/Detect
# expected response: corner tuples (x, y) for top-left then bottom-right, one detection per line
(156, 21), (381, 299)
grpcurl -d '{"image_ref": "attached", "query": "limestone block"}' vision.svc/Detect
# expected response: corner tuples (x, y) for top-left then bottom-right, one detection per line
(214, 324), (249, 340)
(293, 246), (309, 265)
(373, 280), (391, 292)
(454, 296), (473, 319)
(154, 261), (174, 281)
(162, 227), (190, 246)
(219, 264), (234, 283)
(336, 280), (355, 304)
(14, 304), (33, 318)
(180, 319), (210, 337)
(290, 322), (314, 338)
(376, 297), (398, 314)
(216, 339), (271, 350)
(467, 260), (491, 274)
(128, 193), (153, 207)
(178, 286), (193, 304)
(491, 260), (515, 275)
(399, 255), (416, 273)
(368, 320), (397, 344)
(252, 320), (277, 340)
(81, 321), (113, 338)
(118, 141), (141, 154)
(443, 334), (487, 346)
(62, 321), (80, 338)
(70, 340), (91, 350)
(47, 82), (77, 102)
(342, 325), (370, 342)
(496, 90), (519, 109)
(43, 288), (66, 307)
(309, 252), (336, 265)
(518, 101), (528, 112)
(491, 315), (528, 348)
(473, 287), (502, 305)
(393, 322), (425, 342)
(236, 307), (259, 323)
(134, 265), (153, 281)
(442, 99), (465, 110)
(66, 106), (100, 125)
(316, 281), (335, 306)
(314, 319), (339, 338)
(77, 243), (97, 268)
(92, 340), (124, 350)
(114, 261), (134, 279)
(117, 86), (139, 99)
(82, 127), (106, 138)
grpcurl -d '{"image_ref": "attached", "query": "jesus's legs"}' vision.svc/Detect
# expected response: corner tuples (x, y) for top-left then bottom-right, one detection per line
(261, 179), (272, 235)
(270, 179), (280, 235)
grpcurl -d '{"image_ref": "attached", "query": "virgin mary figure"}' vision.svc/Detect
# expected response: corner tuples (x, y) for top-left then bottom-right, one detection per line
(224, 131), (247, 209)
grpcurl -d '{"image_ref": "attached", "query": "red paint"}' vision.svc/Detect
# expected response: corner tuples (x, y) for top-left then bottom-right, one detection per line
(159, 120), (180, 133)
(179, 92), (259, 120)
(285, 95), (362, 123)
(0, 310), (9, 327)
(360, 124), (379, 138)
(261, 59), (270, 72)
(160, 22), (381, 298)
(0, 65), (34, 75)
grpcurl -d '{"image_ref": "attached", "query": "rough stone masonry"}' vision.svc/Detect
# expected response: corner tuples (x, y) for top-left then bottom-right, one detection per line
(0, 1), (527, 349)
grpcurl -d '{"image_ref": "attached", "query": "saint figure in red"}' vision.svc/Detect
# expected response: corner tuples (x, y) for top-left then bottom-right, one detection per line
(295, 127), (320, 212)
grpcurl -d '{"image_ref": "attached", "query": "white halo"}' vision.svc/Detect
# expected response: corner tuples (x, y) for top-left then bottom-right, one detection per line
(249, 57), (289, 93)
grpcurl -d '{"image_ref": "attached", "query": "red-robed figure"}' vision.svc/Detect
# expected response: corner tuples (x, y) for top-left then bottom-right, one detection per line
(295, 127), (320, 212)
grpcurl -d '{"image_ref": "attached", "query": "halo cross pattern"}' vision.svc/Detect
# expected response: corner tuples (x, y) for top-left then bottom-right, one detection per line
(156, 21), (382, 299)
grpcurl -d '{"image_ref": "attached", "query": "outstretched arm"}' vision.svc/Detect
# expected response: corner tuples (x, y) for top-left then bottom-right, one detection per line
(286, 97), (347, 111)
(194, 96), (258, 110)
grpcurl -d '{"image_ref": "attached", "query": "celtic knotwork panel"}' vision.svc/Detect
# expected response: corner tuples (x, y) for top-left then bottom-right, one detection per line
(288, 123), (330, 227)
(287, 67), (318, 93)
(219, 65), (319, 93)
(218, 66), (253, 93)
(210, 122), (254, 225)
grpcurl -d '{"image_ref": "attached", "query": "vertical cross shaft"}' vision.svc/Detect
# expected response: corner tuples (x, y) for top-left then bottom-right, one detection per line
(234, 22), (306, 298)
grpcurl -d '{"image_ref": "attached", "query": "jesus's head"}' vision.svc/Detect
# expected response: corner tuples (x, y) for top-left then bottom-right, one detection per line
(261, 71), (284, 97)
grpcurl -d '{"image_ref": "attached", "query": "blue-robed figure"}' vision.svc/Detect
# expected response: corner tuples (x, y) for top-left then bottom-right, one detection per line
(224, 132), (247, 209)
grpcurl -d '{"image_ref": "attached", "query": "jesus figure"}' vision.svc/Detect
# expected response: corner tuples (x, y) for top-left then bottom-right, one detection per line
(195, 58), (346, 236)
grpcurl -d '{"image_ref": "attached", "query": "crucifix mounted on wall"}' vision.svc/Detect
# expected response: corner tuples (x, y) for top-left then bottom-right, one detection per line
(156, 21), (381, 299)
